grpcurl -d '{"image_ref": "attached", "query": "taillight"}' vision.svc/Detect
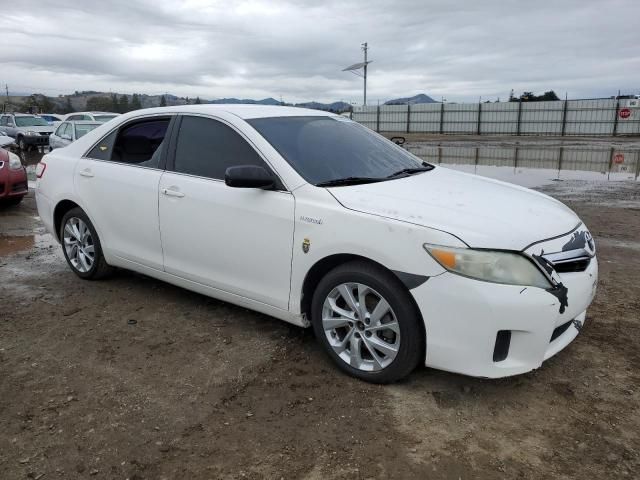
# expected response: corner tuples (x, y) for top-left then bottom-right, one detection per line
(36, 162), (47, 178)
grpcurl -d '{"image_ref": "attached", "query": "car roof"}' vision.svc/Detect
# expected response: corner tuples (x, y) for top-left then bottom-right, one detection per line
(67, 120), (102, 125)
(119, 104), (338, 120)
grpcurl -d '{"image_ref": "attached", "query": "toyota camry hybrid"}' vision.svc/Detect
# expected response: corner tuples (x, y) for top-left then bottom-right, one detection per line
(35, 105), (598, 383)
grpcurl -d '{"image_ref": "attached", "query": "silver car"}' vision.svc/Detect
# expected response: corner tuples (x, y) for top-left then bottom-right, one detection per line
(49, 121), (101, 149)
(0, 113), (54, 150)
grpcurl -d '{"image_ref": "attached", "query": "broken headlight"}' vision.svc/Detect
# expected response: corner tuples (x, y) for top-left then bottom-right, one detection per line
(423, 244), (551, 288)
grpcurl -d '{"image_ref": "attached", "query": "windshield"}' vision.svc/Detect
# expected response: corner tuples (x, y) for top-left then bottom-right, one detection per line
(74, 123), (99, 138)
(248, 116), (428, 185)
(94, 115), (117, 123)
(15, 116), (49, 127)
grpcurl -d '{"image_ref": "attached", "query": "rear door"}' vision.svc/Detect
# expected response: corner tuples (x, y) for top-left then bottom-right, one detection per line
(75, 114), (174, 270)
(158, 114), (295, 310)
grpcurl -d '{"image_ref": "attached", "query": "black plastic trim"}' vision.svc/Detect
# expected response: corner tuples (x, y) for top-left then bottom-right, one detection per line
(392, 270), (429, 290)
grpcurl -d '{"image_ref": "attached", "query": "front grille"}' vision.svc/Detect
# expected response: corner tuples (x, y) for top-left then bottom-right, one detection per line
(542, 249), (593, 274)
(11, 181), (28, 192)
(550, 320), (573, 342)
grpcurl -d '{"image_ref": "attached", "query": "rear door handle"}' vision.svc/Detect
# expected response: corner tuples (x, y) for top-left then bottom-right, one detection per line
(78, 169), (94, 178)
(162, 188), (185, 198)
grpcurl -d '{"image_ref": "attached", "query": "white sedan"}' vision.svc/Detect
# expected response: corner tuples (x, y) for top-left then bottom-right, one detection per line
(49, 121), (102, 149)
(35, 105), (597, 383)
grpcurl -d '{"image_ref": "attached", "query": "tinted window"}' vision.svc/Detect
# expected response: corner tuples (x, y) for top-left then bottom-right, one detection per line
(248, 116), (425, 185)
(174, 116), (268, 180)
(87, 131), (117, 160)
(111, 118), (169, 167)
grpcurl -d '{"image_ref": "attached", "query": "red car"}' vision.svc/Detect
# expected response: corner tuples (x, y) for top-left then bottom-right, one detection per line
(0, 148), (28, 205)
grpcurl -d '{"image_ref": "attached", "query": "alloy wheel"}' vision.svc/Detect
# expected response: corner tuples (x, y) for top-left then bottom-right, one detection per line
(321, 282), (400, 372)
(63, 217), (95, 273)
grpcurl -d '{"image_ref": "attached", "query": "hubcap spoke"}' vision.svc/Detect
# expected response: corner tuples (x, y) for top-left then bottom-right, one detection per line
(349, 335), (363, 368)
(322, 316), (350, 330)
(370, 298), (391, 326)
(337, 284), (359, 313)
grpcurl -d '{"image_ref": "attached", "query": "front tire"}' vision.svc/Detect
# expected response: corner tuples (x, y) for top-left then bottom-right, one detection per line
(18, 136), (27, 151)
(311, 260), (424, 383)
(60, 207), (113, 279)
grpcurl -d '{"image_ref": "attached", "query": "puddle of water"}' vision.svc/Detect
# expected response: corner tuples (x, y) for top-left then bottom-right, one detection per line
(408, 145), (640, 188)
(0, 235), (34, 256)
(0, 233), (56, 257)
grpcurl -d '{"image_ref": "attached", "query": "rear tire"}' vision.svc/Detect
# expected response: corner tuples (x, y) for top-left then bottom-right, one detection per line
(311, 260), (424, 383)
(60, 207), (113, 280)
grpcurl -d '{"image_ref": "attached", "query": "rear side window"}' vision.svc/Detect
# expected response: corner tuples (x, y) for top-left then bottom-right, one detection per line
(173, 116), (268, 180)
(86, 117), (170, 167)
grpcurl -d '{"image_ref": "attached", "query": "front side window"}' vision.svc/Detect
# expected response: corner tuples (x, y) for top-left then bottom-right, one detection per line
(55, 123), (68, 137)
(15, 116), (49, 127)
(74, 123), (99, 139)
(248, 116), (429, 185)
(173, 116), (269, 180)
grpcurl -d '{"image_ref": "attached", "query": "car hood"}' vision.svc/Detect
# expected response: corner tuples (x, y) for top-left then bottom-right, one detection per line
(327, 167), (580, 250)
(18, 126), (54, 133)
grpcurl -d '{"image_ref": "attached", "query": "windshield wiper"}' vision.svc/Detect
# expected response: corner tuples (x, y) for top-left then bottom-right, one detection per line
(386, 164), (434, 179)
(316, 176), (384, 187)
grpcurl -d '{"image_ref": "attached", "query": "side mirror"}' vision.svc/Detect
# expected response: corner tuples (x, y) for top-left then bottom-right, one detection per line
(225, 165), (274, 189)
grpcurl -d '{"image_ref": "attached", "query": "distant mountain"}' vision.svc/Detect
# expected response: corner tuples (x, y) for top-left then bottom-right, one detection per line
(208, 97), (282, 106)
(384, 93), (437, 105)
(295, 101), (351, 112)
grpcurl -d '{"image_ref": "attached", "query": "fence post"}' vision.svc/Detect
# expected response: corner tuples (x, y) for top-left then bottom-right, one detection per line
(612, 98), (620, 136)
(476, 102), (482, 135)
(516, 101), (523, 136)
(608, 147), (615, 180)
(376, 105), (380, 132)
(474, 147), (479, 174)
(561, 100), (568, 136)
(439, 103), (445, 134)
(514, 147), (519, 171)
(406, 104), (411, 133)
(349, 109), (353, 120)
(557, 147), (564, 178)
(437, 145), (442, 164)
(635, 151), (640, 181)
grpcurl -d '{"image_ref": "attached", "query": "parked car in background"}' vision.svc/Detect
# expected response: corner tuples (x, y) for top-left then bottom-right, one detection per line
(49, 121), (102, 149)
(0, 113), (54, 150)
(0, 147), (28, 205)
(35, 105), (598, 383)
(39, 113), (64, 125)
(63, 112), (119, 123)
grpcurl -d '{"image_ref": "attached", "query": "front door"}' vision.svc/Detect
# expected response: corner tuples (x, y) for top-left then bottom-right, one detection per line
(158, 115), (295, 310)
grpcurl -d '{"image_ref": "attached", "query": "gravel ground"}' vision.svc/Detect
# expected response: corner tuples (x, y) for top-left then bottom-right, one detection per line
(1, 180), (639, 479)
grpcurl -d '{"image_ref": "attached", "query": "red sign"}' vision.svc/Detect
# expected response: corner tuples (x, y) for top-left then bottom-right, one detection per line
(613, 153), (624, 164)
(619, 108), (632, 119)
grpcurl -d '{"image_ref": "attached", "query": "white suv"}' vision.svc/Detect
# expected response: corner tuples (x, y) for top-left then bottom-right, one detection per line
(35, 105), (598, 383)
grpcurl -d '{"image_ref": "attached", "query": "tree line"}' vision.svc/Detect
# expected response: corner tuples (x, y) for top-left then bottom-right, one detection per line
(85, 93), (144, 113)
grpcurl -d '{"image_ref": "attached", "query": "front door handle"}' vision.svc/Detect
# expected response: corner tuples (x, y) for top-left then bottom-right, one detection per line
(79, 169), (94, 178)
(162, 188), (185, 198)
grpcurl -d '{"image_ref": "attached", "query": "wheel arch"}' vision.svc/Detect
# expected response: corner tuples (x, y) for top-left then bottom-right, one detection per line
(300, 253), (426, 342)
(53, 199), (81, 241)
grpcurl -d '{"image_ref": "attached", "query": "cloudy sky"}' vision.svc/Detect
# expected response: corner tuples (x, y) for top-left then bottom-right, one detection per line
(1, 0), (638, 104)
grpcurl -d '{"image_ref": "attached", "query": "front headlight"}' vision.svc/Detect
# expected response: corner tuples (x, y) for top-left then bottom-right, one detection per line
(423, 244), (551, 288)
(8, 151), (23, 170)
(26, 130), (40, 136)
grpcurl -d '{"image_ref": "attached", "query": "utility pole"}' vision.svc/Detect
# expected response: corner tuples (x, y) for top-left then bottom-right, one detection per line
(362, 42), (368, 106)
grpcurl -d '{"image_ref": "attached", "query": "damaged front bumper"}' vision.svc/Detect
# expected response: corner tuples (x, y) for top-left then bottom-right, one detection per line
(412, 236), (598, 378)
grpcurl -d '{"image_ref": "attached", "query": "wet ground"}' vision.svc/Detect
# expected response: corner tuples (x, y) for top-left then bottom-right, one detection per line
(1, 179), (639, 479)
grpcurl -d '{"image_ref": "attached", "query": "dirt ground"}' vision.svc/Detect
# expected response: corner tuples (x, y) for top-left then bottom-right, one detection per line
(1, 179), (639, 479)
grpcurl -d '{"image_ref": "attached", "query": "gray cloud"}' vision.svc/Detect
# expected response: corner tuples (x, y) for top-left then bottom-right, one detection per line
(1, 0), (638, 103)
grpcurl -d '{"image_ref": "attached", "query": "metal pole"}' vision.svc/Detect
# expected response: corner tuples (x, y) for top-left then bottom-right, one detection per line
(608, 147), (615, 180)
(363, 42), (368, 106)
(635, 151), (640, 181)
(612, 96), (620, 137)
(438, 145), (442, 164)
(439, 102), (444, 134)
(561, 99), (569, 136)
(376, 104), (380, 132)
(406, 103), (411, 133)
(516, 100), (523, 136)
(514, 147), (519, 172)
(558, 147), (564, 178)
(474, 147), (479, 174)
(477, 102), (482, 136)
